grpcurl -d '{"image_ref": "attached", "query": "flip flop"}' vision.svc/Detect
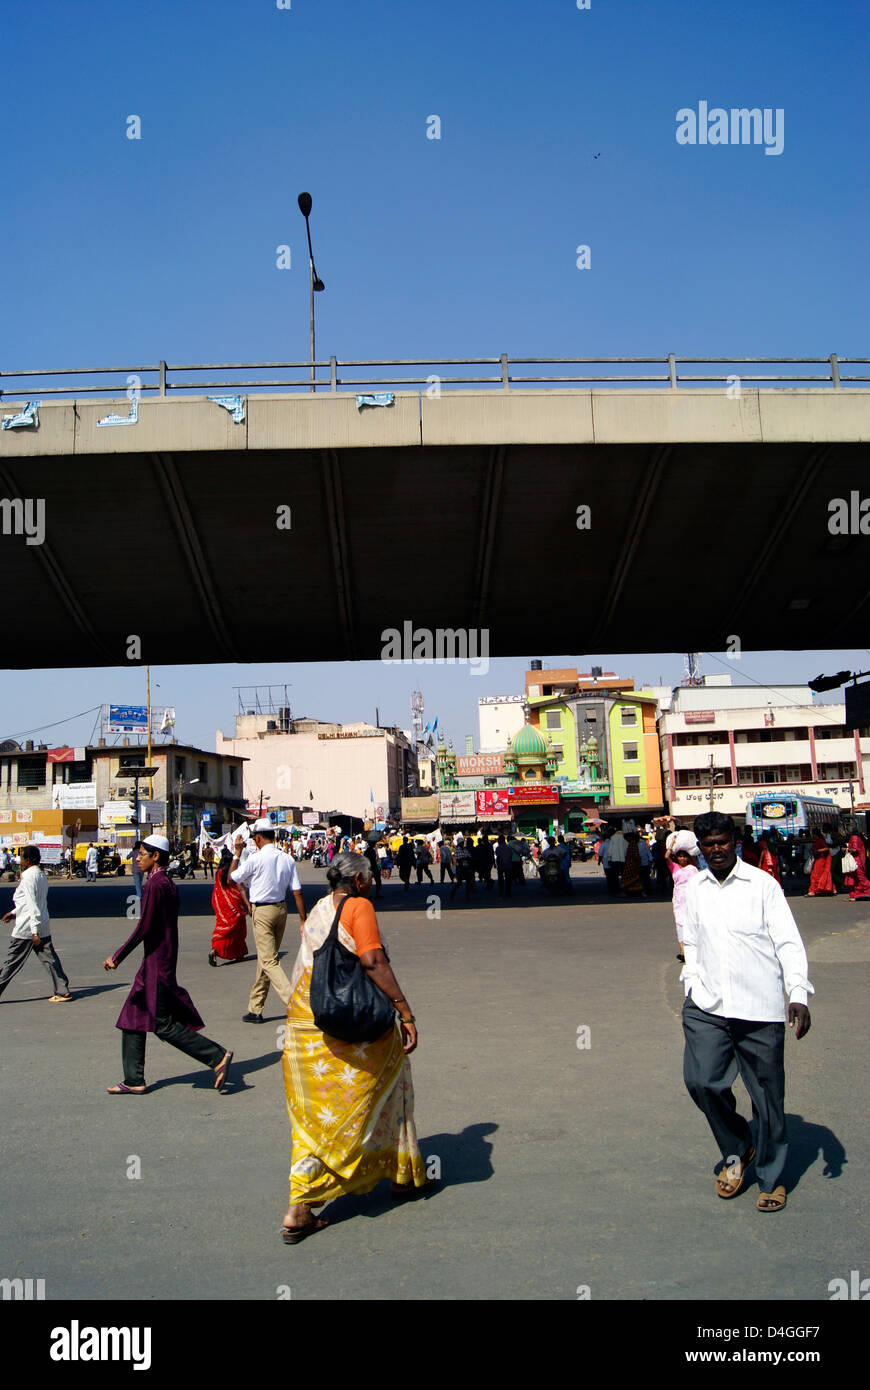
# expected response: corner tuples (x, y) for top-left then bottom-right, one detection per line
(715, 1146), (755, 1198)
(214, 1050), (233, 1092)
(107, 1083), (147, 1095)
(48, 993), (73, 1002)
(757, 1185), (787, 1212)
(281, 1216), (329, 1245)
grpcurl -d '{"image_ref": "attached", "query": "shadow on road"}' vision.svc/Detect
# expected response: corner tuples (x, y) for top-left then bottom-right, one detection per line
(783, 1112), (848, 1189)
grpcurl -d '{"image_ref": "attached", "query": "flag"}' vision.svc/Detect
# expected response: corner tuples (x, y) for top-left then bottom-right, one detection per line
(370, 788), (374, 802)
(432, 717), (438, 731)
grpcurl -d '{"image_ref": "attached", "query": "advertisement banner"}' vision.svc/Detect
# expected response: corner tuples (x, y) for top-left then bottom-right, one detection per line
(0, 811), (11, 823)
(456, 753), (504, 778)
(439, 790), (477, 822)
(51, 783), (98, 810)
(107, 705), (149, 733)
(302, 812), (320, 826)
(15, 810), (33, 823)
(476, 789), (512, 819)
(37, 836), (64, 865)
(101, 802), (134, 826)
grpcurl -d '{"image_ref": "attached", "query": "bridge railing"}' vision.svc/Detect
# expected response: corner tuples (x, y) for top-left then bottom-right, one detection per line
(1, 354), (867, 399)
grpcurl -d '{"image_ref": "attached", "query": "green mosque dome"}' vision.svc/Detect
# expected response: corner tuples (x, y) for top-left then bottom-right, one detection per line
(510, 723), (549, 758)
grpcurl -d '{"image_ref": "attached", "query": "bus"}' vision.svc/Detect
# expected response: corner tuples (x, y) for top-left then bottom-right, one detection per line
(745, 794), (844, 838)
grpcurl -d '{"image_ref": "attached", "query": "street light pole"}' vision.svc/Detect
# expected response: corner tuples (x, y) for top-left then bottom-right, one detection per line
(297, 192), (325, 393)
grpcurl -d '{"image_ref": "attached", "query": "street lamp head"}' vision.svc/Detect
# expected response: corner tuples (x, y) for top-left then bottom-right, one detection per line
(313, 277), (325, 292)
(297, 192), (312, 217)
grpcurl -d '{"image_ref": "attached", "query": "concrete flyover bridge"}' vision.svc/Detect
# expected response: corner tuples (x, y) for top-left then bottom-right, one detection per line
(1, 353), (869, 670)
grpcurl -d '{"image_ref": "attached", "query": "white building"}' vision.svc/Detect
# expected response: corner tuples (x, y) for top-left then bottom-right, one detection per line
(478, 694), (526, 752)
(659, 679), (870, 820)
(216, 715), (416, 821)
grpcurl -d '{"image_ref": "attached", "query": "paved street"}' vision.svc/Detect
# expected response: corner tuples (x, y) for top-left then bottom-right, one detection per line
(0, 862), (866, 1301)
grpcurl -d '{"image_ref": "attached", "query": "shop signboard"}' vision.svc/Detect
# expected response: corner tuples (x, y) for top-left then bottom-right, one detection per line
(506, 784), (559, 805)
(101, 802), (134, 826)
(302, 811), (319, 826)
(684, 710), (716, 725)
(38, 836), (64, 865)
(401, 796), (439, 822)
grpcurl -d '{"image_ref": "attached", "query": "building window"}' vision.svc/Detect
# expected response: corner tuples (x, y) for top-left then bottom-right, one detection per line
(621, 708), (638, 726)
(546, 711), (561, 730)
(198, 762), (207, 783)
(623, 742), (639, 761)
(228, 766), (238, 787)
(17, 758), (46, 789)
(68, 759), (93, 784)
(174, 757), (186, 781)
(624, 776), (641, 795)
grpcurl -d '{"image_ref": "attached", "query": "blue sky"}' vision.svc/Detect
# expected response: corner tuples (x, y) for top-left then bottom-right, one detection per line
(2, 0), (867, 752)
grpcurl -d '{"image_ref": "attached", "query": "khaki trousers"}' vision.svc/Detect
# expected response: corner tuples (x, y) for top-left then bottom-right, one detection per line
(248, 904), (292, 1013)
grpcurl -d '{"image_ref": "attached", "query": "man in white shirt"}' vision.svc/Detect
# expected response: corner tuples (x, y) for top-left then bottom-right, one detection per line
(681, 812), (812, 1213)
(0, 844), (72, 1002)
(85, 843), (99, 882)
(231, 818), (306, 1024)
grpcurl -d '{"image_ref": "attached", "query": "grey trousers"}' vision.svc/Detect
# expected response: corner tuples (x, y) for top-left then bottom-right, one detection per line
(0, 935), (70, 997)
(682, 997), (787, 1193)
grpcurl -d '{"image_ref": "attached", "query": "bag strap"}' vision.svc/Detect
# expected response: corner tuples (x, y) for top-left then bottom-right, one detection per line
(326, 893), (352, 942)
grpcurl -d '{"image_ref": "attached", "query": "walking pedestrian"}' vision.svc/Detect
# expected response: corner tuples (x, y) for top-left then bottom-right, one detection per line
(209, 849), (250, 965)
(666, 830), (700, 961)
(103, 835), (232, 1094)
(0, 845), (72, 1003)
(438, 839), (455, 884)
(85, 842), (99, 882)
(477, 833), (495, 891)
(680, 812), (813, 1213)
(130, 840), (144, 900)
(414, 840), (434, 885)
(202, 842), (215, 880)
(363, 839), (383, 896)
(280, 853), (428, 1241)
(495, 834), (513, 897)
(843, 827), (870, 901)
(397, 836), (415, 892)
(806, 829), (836, 896)
(230, 818), (307, 1023)
(450, 835), (475, 900)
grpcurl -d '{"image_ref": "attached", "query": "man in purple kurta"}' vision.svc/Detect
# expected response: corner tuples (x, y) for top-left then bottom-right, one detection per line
(104, 835), (232, 1094)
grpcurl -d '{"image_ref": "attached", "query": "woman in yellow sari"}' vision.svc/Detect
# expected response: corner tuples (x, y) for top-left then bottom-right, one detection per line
(281, 852), (428, 1242)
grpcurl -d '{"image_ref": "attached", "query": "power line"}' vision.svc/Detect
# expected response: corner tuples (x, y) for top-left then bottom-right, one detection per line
(0, 705), (103, 744)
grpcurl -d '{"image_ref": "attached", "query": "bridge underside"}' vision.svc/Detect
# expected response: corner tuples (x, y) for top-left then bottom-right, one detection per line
(1, 439), (868, 668)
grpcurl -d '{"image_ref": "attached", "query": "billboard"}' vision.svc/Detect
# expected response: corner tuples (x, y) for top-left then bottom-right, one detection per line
(401, 796), (439, 822)
(52, 783), (98, 810)
(439, 790), (477, 822)
(477, 786), (560, 816)
(107, 705), (149, 733)
(456, 753), (504, 778)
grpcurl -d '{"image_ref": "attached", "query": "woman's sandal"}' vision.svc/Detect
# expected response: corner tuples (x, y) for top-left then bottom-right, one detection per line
(757, 1185), (787, 1212)
(107, 1083), (147, 1095)
(715, 1146), (755, 1198)
(281, 1216), (329, 1244)
(213, 1051), (233, 1092)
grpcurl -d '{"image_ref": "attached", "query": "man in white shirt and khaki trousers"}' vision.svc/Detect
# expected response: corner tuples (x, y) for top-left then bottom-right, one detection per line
(681, 812), (813, 1213)
(230, 819), (306, 1024)
(0, 844), (72, 1002)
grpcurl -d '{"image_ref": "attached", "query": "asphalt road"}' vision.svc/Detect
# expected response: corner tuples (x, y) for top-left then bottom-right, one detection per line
(0, 863), (866, 1301)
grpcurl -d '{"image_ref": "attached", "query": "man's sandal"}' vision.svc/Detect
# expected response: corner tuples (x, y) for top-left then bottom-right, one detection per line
(757, 1186), (787, 1212)
(281, 1216), (329, 1244)
(107, 1083), (147, 1095)
(715, 1146), (755, 1198)
(48, 993), (73, 1002)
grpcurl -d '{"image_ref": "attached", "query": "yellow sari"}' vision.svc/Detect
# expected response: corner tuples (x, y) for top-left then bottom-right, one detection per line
(283, 893), (427, 1205)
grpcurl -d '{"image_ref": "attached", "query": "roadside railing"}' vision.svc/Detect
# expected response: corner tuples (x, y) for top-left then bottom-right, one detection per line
(1, 354), (867, 399)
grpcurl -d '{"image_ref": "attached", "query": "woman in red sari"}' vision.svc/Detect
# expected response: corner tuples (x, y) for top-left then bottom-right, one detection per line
(844, 832), (870, 902)
(209, 850), (250, 965)
(806, 830), (836, 896)
(756, 835), (781, 884)
(740, 830), (760, 867)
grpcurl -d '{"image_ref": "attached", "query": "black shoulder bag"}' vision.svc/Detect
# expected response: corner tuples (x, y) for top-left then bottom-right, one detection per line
(309, 896), (396, 1042)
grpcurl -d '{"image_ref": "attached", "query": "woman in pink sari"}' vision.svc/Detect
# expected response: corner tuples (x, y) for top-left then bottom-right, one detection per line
(844, 832), (870, 902)
(806, 830), (836, 896)
(209, 850), (250, 965)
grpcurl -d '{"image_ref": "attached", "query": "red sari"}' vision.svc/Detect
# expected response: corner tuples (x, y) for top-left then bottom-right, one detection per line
(844, 834), (870, 901)
(211, 872), (248, 960)
(741, 837), (760, 867)
(807, 833), (835, 895)
(757, 842), (781, 884)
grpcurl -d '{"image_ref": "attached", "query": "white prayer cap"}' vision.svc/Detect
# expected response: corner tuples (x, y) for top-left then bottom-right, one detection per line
(142, 834), (170, 853)
(252, 818), (273, 833)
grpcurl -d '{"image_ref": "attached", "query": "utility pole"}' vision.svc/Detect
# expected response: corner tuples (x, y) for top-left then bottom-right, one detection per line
(708, 753), (724, 811)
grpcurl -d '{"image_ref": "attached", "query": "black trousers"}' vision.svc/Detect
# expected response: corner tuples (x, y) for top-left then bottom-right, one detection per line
(682, 998), (787, 1193)
(416, 865), (434, 883)
(122, 984), (225, 1087)
(497, 867), (512, 897)
(439, 864), (454, 882)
